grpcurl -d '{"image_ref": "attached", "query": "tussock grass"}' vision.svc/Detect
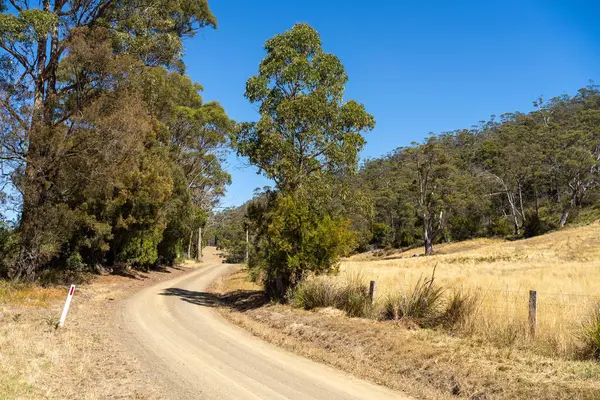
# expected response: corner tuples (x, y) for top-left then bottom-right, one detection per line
(581, 304), (600, 359)
(290, 271), (374, 318)
(381, 274), (444, 323)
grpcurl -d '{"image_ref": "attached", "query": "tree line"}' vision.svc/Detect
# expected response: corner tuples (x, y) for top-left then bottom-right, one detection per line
(350, 86), (600, 254)
(214, 81), (600, 285)
(0, 0), (232, 280)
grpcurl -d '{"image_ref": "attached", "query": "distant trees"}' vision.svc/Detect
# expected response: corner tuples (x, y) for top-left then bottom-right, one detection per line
(350, 85), (600, 254)
(0, 0), (233, 279)
(236, 24), (374, 298)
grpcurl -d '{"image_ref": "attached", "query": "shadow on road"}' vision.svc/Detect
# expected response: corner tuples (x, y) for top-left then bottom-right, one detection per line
(161, 288), (267, 311)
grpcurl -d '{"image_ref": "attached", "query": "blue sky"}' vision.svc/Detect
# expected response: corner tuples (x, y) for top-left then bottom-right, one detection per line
(182, 0), (600, 208)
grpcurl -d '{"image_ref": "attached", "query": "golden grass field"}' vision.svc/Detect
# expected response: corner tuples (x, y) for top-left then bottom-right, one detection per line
(340, 221), (600, 357)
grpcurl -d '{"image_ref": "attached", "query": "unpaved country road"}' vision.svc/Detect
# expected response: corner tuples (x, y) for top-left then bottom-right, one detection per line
(121, 263), (410, 400)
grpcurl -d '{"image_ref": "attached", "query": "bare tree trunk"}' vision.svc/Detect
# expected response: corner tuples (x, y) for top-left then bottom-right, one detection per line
(534, 187), (539, 218)
(187, 230), (193, 258)
(506, 192), (520, 235)
(245, 227), (249, 263)
(197, 227), (202, 260)
(423, 214), (434, 256)
(518, 183), (526, 224)
(560, 191), (577, 227)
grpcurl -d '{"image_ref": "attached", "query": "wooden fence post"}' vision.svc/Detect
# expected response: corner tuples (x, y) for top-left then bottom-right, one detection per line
(529, 290), (537, 338)
(369, 280), (376, 304)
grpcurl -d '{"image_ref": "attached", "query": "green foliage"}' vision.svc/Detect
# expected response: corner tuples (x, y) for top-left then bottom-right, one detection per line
(0, 0), (232, 278)
(350, 85), (600, 252)
(249, 192), (357, 299)
(523, 212), (556, 238)
(371, 222), (393, 249)
(487, 217), (513, 237)
(237, 23), (374, 192)
(237, 24), (372, 299)
(0, 226), (18, 279)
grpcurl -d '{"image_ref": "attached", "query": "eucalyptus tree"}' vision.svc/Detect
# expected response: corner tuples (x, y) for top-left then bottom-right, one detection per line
(237, 23), (374, 298)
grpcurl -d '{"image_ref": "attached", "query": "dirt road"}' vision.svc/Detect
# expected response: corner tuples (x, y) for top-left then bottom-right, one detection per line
(121, 263), (409, 399)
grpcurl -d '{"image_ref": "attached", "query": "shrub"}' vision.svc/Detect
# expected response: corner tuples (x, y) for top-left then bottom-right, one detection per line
(290, 273), (372, 318)
(249, 192), (357, 300)
(580, 304), (600, 359)
(439, 290), (479, 331)
(523, 212), (556, 238)
(487, 217), (512, 237)
(381, 273), (444, 324)
(371, 223), (393, 249)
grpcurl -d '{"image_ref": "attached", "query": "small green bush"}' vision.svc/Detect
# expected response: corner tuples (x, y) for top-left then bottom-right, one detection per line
(371, 223), (393, 249)
(523, 212), (556, 238)
(487, 217), (513, 237)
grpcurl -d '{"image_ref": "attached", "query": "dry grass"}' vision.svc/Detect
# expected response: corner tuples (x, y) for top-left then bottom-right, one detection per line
(340, 221), (600, 358)
(0, 281), (65, 307)
(212, 267), (600, 400)
(0, 249), (221, 400)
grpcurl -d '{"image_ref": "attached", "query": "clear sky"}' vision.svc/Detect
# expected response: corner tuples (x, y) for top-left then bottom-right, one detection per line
(182, 0), (600, 208)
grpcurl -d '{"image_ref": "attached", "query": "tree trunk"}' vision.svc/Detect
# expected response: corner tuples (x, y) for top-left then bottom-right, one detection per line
(518, 183), (526, 224)
(197, 226), (202, 260)
(245, 227), (249, 263)
(560, 191), (577, 227)
(16, 0), (52, 279)
(187, 230), (193, 258)
(506, 192), (520, 235)
(423, 214), (434, 255)
(424, 236), (434, 256)
(534, 188), (539, 218)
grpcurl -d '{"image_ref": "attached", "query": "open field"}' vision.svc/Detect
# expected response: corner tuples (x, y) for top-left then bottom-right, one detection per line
(343, 221), (600, 295)
(340, 222), (600, 357)
(212, 267), (600, 400)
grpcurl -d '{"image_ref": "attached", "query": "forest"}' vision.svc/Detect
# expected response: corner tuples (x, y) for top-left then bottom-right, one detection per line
(0, 0), (232, 281)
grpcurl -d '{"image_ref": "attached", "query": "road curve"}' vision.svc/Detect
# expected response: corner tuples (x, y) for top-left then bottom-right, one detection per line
(121, 263), (409, 400)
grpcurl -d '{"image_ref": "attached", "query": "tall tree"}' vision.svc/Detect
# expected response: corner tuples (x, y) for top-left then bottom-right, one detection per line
(237, 23), (374, 298)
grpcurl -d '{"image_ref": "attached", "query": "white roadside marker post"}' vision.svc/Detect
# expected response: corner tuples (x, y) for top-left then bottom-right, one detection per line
(58, 284), (76, 328)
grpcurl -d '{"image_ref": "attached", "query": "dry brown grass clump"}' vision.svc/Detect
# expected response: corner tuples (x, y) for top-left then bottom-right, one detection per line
(289, 271), (374, 318)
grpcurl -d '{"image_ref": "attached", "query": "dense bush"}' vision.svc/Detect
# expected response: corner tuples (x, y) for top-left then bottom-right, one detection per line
(249, 192), (357, 300)
(371, 223), (393, 249)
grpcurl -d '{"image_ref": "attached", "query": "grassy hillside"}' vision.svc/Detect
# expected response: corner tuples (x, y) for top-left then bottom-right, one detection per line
(340, 222), (600, 358)
(343, 220), (600, 294)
